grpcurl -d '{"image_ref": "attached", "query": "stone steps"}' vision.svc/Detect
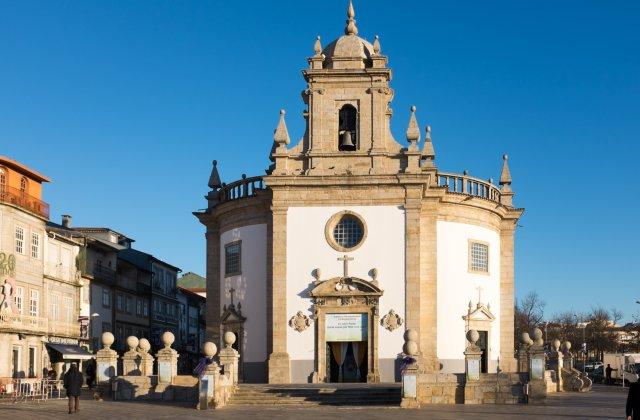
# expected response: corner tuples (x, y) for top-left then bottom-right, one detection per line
(229, 384), (401, 407)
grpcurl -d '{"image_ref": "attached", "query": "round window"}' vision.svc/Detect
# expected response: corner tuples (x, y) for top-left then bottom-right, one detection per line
(325, 211), (367, 252)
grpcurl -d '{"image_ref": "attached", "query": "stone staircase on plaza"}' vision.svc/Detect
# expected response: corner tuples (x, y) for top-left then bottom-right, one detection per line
(228, 383), (402, 407)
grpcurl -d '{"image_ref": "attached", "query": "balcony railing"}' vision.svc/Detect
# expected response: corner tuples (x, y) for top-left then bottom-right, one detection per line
(48, 320), (81, 337)
(0, 312), (48, 334)
(0, 185), (50, 219)
(92, 265), (116, 285)
(437, 172), (502, 203)
(216, 175), (266, 203)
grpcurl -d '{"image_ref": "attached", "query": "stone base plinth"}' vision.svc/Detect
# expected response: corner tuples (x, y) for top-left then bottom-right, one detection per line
(267, 352), (291, 384)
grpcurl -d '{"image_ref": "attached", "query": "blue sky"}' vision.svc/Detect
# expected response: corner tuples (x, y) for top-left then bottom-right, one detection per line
(1, 1), (639, 322)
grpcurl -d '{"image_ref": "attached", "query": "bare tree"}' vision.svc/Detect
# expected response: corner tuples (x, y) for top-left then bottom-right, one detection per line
(585, 306), (624, 361)
(514, 292), (546, 343)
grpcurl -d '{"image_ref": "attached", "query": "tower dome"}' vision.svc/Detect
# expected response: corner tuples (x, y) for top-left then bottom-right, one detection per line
(321, 0), (376, 69)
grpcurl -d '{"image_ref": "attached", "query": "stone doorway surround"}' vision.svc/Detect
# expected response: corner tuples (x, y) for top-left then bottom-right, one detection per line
(309, 276), (383, 383)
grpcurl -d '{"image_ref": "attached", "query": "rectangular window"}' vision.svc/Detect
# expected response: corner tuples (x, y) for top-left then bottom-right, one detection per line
(31, 232), (40, 259)
(102, 289), (111, 308)
(50, 293), (60, 319)
(64, 296), (72, 322)
(29, 290), (39, 317)
(15, 226), (25, 255)
(469, 241), (489, 273)
(224, 241), (241, 276)
(28, 347), (36, 378)
(136, 299), (142, 316)
(14, 286), (24, 314)
(12, 346), (21, 378)
(116, 294), (124, 312)
(143, 301), (149, 317)
(125, 296), (132, 314)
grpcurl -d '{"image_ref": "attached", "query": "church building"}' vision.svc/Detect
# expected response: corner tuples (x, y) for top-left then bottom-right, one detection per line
(195, 1), (524, 384)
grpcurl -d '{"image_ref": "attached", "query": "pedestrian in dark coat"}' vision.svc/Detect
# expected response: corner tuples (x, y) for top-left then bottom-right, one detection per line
(63, 363), (84, 414)
(628, 381), (640, 420)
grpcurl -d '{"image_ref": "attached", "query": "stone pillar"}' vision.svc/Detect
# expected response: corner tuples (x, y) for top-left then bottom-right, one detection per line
(499, 220), (518, 372)
(548, 339), (563, 392)
(463, 330), (483, 404)
(218, 332), (240, 385)
(517, 332), (533, 373)
(197, 342), (219, 410)
(400, 329), (420, 409)
(562, 341), (574, 369)
(95, 332), (119, 399)
(527, 328), (547, 400)
(267, 205), (291, 383)
(156, 331), (179, 384)
(122, 336), (142, 375)
(420, 193), (440, 372)
(138, 338), (155, 376)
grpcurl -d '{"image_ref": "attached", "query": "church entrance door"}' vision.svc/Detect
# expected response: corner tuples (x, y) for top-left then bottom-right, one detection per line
(478, 330), (488, 373)
(326, 342), (367, 383)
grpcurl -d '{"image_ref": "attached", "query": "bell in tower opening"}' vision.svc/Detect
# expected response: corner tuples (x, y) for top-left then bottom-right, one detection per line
(338, 104), (357, 151)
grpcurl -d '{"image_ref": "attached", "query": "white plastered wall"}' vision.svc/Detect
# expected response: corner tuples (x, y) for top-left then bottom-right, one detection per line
(286, 206), (406, 362)
(436, 220), (501, 372)
(220, 224), (268, 364)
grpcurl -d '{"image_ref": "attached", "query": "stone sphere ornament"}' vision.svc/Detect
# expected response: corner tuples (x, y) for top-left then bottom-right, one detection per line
(162, 331), (175, 348)
(404, 329), (418, 343)
(203, 342), (217, 358)
(552, 339), (561, 352)
(138, 338), (151, 353)
(102, 332), (115, 349)
(126, 336), (139, 351)
(224, 331), (236, 348)
(563, 341), (572, 351)
(403, 340), (419, 356)
(520, 332), (532, 345)
(532, 328), (543, 341)
(466, 329), (479, 344)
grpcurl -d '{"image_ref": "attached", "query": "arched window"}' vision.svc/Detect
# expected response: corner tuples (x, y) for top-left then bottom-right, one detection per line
(20, 177), (28, 195)
(338, 104), (358, 151)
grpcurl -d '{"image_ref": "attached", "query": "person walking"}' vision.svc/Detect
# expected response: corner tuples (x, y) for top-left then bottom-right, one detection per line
(606, 364), (617, 385)
(628, 379), (640, 420)
(63, 363), (84, 414)
(85, 360), (96, 390)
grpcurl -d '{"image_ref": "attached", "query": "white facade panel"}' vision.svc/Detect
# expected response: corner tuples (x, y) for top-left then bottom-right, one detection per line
(436, 220), (501, 372)
(220, 223), (268, 364)
(286, 206), (406, 361)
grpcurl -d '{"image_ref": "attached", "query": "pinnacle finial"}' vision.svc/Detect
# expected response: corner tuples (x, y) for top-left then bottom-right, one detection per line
(314, 36), (322, 56)
(208, 160), (222, 189)
(406, 105), (420, 150)
(345, 0), (358, 35)
(499, 154), (512, 186)
(422, 125), (435, 161)
(274, 109), (290, 146)
(373, 35), (381, 55)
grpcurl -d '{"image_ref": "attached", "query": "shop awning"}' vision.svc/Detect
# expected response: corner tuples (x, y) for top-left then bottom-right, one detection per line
(46, 343), (95, 360)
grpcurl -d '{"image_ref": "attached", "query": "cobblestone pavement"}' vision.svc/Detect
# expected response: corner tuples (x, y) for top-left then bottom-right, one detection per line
(0, 384), (629, 419)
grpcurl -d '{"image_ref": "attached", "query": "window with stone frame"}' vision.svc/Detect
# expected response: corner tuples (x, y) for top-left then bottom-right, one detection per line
(102, 288), (111, 308)
(29, 289), (39, 317)
(31, 232), (40, 259)
(14, 286), (23, 314)
(469, 241), (489, 273)
(15, 226), (25, 255)
(224, 241), (242, 277)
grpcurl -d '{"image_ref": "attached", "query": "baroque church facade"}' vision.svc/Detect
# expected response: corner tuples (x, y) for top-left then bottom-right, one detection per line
(196, 1), (524, 384)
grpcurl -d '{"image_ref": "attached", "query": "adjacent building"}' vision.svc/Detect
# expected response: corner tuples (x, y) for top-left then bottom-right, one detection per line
(118, 247), (181, 352)
(177, 279), (206, 374)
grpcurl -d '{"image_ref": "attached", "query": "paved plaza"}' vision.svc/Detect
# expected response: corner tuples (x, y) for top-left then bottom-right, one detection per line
(0, 385), (629, 419)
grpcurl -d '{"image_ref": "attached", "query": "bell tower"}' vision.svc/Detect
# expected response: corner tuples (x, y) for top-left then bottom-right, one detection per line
(270, 0), (416, 176)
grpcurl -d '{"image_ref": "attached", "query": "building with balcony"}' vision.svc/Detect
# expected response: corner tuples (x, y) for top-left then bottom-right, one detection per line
(71, 226), (128, 352)
(194, 2), (524, 384)
(0, 156), (50, 379)
(177, 284), (206, 374)
(118, 247), (181, 352)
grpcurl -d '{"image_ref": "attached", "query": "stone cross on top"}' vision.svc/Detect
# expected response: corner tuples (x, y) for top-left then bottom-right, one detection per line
(337, 255), (354, 278)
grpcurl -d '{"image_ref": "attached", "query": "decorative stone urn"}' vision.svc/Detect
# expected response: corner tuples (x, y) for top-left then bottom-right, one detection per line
(219, 332), (240, 384)
(162, 331), (175, 348)
(102, 332), (115, 349)
(138, 338), (154, 376)
(122, 336), (141, 375)
(400, 329), (420, 408)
